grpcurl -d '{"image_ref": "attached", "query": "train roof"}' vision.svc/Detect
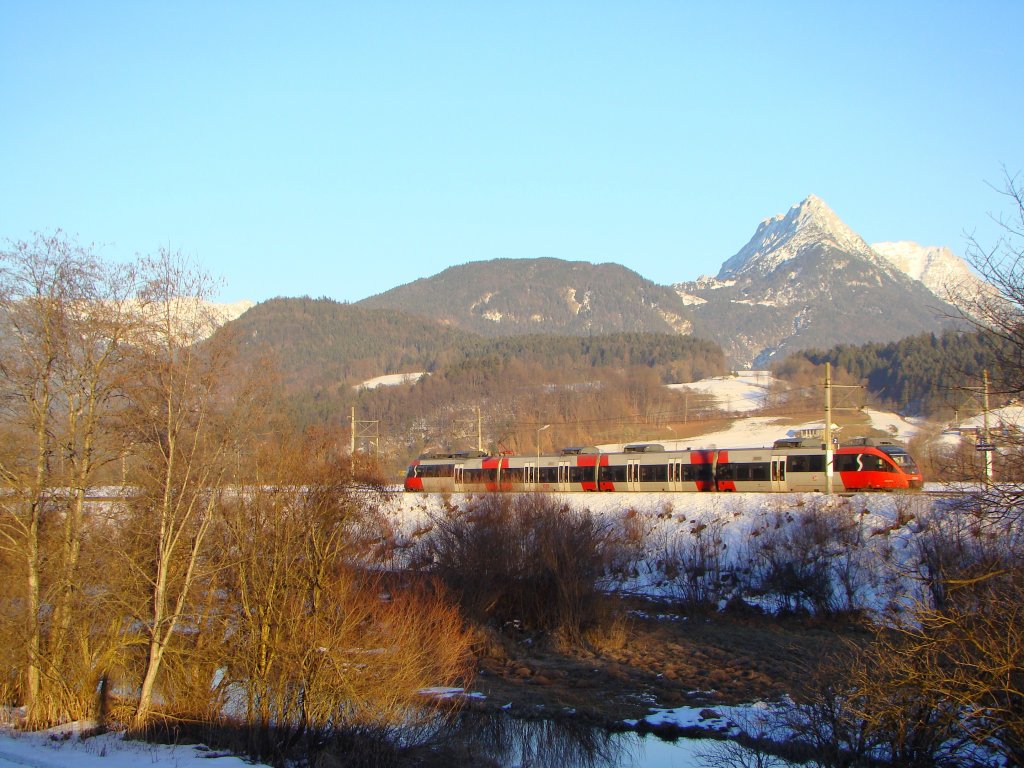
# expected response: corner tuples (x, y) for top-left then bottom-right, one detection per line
(417, 450), (488, 460)
(842, 437), (908, 449)
(623, 443), (666, 453)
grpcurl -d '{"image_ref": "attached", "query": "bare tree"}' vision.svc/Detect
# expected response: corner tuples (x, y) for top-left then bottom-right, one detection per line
(208, 428), (475, 762)
(113, 249), (240, 728)
(0, 232), (142, 725)
(958, 168), (1024, 395)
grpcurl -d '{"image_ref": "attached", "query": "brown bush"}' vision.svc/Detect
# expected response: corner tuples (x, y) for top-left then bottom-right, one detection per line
(413, 493), (619, 646)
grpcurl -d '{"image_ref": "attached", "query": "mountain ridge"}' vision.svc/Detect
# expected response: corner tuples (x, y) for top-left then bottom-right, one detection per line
(358, 258), (694, 338)
(220, 196), (978, 368)
(673, 196), (967, 365)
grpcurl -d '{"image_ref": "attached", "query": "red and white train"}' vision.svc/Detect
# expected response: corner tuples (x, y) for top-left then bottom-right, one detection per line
(404, 437), (923, 494)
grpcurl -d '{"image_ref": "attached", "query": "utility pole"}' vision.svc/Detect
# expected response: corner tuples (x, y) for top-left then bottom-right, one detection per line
(824, 362), (833, 495)
(476, 405), (483, 452)
(457, 406), (484, 452)
(956, 370), (995, 484)
(982, 369), (993, 484)
(821, 362), (864, 495)
(350, 406), (380, 477)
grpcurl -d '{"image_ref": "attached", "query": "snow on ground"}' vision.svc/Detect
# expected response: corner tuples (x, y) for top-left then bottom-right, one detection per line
(386, 487), (943, 615)
(666, 373), (925, 445)
(0, 723), (268, 768)
(861, 408), (924, 442)
(936, 404), (1024, 450)
(0, 486), (984, 768)
(666, 371), (776, 413)
(354, 372), (427, 390)
(958, 403), (1024, 429)
(598, 416), (815, 453)
(0, 723), (735, 768)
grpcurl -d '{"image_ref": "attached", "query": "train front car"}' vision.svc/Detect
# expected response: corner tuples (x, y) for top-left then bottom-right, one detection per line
(835, 439), (923, 491)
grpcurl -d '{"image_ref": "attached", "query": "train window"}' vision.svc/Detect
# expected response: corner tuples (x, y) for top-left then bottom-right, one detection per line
(680, 464), (713, 483)
(600, 465), (627, 483)
(718, 463), (769, 481)
(835, 455), (857, 472)
(836, 453), (895, 472)
(880, 448), (919, 472)
(504, 467), (524, 483)
(862, 454), (883, 471)
(569, 466), (592, 483)
(740, 463), (769, 481)
(788, 455), (825, 473)
(640, 464), (668, 482)
(539, 466), (558, 484)
(416, 463), (454, 478)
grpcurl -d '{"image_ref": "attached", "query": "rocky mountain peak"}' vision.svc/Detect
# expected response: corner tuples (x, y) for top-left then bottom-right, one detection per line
(870, 241), (971, 291)
(718, 195), (879, 280)
(871, 240), (992, 315)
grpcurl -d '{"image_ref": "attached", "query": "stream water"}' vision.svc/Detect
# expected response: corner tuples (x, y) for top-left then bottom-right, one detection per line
(438, 712), (756, 768)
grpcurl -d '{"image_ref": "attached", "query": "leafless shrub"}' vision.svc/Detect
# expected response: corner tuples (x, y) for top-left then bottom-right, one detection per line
(787, 559), (1024, 767)
(413, 493), (620, 646)
(661, 514), (728, 608)
(908, 503), (1019, 609)
(749, 501), (863, 615)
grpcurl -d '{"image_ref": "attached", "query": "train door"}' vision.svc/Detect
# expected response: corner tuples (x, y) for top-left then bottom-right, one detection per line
(626, 459), (641, 491)
(668, 460), (682, 492)
(524, 462), (537, 486)
(557, 461), (571, 492)
(771, 456), (787, 492)
(453, 463), (465, 492)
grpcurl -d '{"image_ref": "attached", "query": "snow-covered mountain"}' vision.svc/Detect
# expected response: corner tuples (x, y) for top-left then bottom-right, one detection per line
(870, 241), (990, 313)
(205, 299), (255, 331)
(718, 195), (900, 284)
(676, 196), (964, 367)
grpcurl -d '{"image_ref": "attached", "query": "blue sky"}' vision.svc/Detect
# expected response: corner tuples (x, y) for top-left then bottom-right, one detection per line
(2, 2), (1021, 303)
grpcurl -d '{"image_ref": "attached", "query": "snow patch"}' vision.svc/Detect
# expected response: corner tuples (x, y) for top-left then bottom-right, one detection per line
(355, 372), (427, 390)
(666, 372), (777, 414)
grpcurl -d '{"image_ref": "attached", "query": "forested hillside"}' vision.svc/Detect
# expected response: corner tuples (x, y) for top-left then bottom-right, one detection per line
(223, 297), (477, 386)
(214, 297), (727, 448)
(776, 330), (1010, 417)
(358, 258), (693, 337)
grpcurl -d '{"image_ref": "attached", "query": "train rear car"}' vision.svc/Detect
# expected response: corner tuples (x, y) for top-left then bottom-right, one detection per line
(404, 450), (486, 492)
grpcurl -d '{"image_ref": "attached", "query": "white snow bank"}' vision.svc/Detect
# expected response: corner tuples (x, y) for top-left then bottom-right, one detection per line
(0, 724), (267, 768)
(667, 371), (777, 413)
(355, 372), (427, 390)
(861, 408), (924, 442)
